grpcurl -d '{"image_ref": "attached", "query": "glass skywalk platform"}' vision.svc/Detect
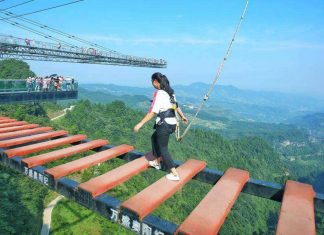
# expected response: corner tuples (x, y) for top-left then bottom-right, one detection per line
(0, 79), (78, 103)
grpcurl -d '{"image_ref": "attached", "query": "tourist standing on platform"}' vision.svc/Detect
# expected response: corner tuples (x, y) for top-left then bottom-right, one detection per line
(26, 77), (32, 92)
(35, 77), (40, 91)
(25, 38), (30, 46)
(43, 77), (49, 91)
(50, 77), (55, 91)
(59, 76), (64, 91)
(40, 77), (44, 91)
(133, 72), (188, 181)
(71, 78), (75, 91)
(31, 77), (36, 91)
(66, 78), (73, 91)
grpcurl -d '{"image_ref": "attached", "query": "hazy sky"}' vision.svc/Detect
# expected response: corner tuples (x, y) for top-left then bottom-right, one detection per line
(1, 0), (324, 98)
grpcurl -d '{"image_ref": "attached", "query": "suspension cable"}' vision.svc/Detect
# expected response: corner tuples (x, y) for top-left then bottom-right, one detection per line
(2, 18), (79, 48)
(0, 0), (84, 20)
(0, 0), (35, 11)
(176, 0), (249, 142)
(0, 10), (119, 54)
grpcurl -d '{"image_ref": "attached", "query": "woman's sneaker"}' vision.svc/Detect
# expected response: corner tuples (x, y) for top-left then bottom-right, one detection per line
(166, 173), (180, 181)
(148, 160), (161, 170)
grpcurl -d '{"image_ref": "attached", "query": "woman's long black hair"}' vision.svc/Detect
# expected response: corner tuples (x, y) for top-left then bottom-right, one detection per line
(151, 72), (174, 97)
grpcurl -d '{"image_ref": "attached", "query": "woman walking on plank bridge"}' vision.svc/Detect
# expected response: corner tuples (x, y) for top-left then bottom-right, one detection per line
(134, 72), (188, 181)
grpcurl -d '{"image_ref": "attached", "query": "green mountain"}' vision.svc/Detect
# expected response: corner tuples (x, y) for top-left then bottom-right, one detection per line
(77, 87), (150, 110)
(81, 82), (324, 123)
(286, 113), (324, 139)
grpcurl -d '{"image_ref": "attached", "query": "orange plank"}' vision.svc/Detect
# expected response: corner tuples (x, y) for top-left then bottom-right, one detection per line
(0, 124), (39, 133)
(0, 127), (53, 140)
(0, 116), (9, 120)
(79, 153), (147, 198)
(46, 144), (133, 180)
(276, 180), (316, 235)
(0, 130), (68, 148)
(0, 121), (28, 128)
(121, 159), (206, 220)
(0, 119), (17, 124)
(23, 139), (109, 168)
(176, 168), (249, 235)
(5, 134), (86, 158)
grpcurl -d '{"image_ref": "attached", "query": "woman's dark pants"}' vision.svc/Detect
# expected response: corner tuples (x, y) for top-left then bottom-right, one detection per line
(151, 123), (176, 171)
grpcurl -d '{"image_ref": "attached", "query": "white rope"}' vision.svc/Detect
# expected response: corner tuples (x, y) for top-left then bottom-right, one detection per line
(176, 0), (249, 141)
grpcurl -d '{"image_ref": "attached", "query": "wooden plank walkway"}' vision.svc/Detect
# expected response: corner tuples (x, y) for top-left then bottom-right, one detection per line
(0, 115), (318, 235)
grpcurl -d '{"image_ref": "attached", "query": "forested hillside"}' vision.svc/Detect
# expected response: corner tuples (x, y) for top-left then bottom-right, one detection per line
(0, 165), (48, 235)
(287, 113), (324, 138)
(1, 100), (323, 234)
(0, 59), (35, 80)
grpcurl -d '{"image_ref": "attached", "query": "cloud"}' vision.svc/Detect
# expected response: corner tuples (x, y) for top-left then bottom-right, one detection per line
(176, 14), (183, 19)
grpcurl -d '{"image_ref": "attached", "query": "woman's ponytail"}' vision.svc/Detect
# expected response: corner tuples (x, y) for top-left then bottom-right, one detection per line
(151, 72), (174, 97)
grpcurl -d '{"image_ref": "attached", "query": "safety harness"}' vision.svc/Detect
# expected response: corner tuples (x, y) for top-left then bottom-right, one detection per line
(156, 94), (177, 126)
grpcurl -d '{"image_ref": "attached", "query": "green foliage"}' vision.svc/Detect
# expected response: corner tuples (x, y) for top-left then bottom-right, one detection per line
(0, 59), (35, 80)
(316, 212), (324, 234)
(0, 99), (323, 234)
(51, 199), (132, 235)
(0, 103), (50, 126)
(0, 165), (48, 235)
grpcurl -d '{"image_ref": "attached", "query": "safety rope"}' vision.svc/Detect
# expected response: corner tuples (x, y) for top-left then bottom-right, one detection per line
(176, 0), (249, 142)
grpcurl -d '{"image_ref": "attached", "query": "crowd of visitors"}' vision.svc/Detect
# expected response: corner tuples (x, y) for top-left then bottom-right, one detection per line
(26, 75), (75, 92)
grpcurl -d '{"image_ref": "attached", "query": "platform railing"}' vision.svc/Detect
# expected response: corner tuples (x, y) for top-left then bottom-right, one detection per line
(0, 79), (78, 93)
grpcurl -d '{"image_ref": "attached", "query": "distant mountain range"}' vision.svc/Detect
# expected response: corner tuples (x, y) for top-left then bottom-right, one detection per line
(286, 113), (324, 139)
(77, 87), (149, 110)
(80, 82), (324, 123)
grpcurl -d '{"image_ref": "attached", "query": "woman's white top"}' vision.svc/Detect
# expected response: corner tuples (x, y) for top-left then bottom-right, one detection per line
(149, 90), (177, 125)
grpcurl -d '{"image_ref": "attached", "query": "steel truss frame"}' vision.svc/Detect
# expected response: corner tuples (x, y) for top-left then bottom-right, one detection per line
(0, 35), (167, 68)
